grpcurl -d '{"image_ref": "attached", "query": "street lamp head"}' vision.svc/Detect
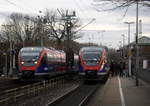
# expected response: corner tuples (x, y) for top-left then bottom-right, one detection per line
(121, 34), (125, 37)
(124, 21), (135, 24)
(39, 11), (42, 13)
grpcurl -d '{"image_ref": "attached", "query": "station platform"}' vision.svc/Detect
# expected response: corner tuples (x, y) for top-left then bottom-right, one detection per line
(87, 76), (150, 106)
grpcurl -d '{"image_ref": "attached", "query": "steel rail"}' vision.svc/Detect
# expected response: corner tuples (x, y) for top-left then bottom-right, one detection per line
(46, 83), (99, 106)
(0, 75), (65, 105)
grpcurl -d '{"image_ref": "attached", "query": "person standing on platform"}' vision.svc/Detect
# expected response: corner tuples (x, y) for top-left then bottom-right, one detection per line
(110, 60), (115, 77)
(119, 61), (123, 77)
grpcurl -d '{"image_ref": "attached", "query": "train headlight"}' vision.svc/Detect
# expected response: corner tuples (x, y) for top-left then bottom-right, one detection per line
(44, 67), (48, 71)
(34, 61), (38, 64)
(21, 61), (24, 65)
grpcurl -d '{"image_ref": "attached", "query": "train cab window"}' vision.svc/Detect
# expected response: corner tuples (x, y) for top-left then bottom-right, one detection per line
(41, 54), (47, 64)
(82, 53), (101, 61)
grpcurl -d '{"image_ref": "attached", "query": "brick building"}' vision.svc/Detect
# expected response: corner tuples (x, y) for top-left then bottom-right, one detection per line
(130, 36), (150, 82)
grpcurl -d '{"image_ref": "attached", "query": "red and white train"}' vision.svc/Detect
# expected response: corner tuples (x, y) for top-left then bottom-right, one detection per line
(79, 46), (109, 81)
(18, 47), (67, 81)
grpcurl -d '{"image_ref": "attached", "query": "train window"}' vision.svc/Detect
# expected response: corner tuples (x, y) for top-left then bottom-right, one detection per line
(55, 54), (59, 62)
(82, 53), (101, 61)
(21, 51), (40, 61)
(21, 47), (42, 52)
(50, 53), (54, 61)
(57, 54), (61, 62)
(21, 52), (39, 56)
(47, 53), (53, 61)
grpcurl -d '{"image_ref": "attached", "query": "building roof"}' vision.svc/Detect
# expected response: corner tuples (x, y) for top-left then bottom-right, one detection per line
(130, 36), (150, 45)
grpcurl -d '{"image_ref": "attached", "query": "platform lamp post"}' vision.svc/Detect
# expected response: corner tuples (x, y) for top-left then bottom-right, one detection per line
(124, 21), (134, 77)
(135, 0), (139, 86)
(119, 41), (123, 57)
(121, 34), (125, 59)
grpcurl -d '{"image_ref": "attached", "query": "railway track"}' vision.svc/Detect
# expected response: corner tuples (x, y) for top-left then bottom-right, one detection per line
(0, 73), (72, 92)
(0, 75), (68, 105)
(0, 78), (36, 92)
(46, 82), (100, 106)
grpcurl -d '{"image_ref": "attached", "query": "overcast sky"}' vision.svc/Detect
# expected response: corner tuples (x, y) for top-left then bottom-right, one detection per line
(0, 0), (150, 49)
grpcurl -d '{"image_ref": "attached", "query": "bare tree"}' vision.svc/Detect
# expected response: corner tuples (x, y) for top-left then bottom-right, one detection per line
(1, 13), (32, 45)
(44, 9), (81, 49)
(9, 13), (42, 46)
(43, 10), (65, 48)
(0, 25), (12, 42)
(0, 9), (81, 49)
(91, 0), (150, 20)
(92, 0), (150, 12)
(0, 12), (49, 47)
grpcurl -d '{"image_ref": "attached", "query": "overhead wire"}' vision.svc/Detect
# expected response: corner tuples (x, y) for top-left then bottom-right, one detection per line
(13, 0), (38, 13)
(73, 0), (97, 43)
(72, 0), (91, 42)
(73, 0), (89, 20)
(79, 0), (100, 44)
(4, 0), (32, 12)
(80, 0), (96, 20)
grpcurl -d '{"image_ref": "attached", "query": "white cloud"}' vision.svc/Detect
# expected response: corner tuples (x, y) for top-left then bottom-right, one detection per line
(0, 0), (150, 48)
(82, 24), (127, 31)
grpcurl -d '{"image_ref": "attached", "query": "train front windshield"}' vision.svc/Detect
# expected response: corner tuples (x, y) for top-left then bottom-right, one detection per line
(82, 52), (102, 66)
(20, 48), (42, 66)
(21, 51), (40, 61)
(83, 53), (101, 61)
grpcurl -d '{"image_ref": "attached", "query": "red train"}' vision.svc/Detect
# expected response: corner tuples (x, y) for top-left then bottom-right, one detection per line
(18, 47), (67, 81)
(79, 46), (109, 81)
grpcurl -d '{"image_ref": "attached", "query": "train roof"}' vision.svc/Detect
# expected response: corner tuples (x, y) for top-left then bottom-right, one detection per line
(20, 47), (65, 54)
(80, 46), (103, 53)
(20, 47), (43, 52)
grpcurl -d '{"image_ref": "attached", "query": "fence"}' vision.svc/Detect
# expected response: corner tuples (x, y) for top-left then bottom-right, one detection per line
(0, 76), (65, 105)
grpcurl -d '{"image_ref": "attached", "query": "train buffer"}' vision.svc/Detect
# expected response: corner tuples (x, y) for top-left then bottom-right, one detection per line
(87, 76), (150, 106)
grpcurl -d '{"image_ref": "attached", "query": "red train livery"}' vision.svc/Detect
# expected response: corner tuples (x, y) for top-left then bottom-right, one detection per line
(18, 47), (66, 80)
(79, 46), (109, 81)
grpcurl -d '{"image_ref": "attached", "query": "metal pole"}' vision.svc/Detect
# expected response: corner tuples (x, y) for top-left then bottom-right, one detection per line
(2, 25), (14, 76)
(128, 24), (130, 46)
(22, 30), (25, 47)
(40, 21), (43, 47)
(135, 0), (139, 86)
(124, 22), (134, 77)
(41, 35), (43, 47)
(13, 52), (15, 69)
(3, 53), (7, 76)
(9, 34), (13, 76)
(139, 19), (142, 38)
(121, 34), (125, 58)
(38, 11), (44, 47)
(128, 24), (131, 77)
(5, 53), (7, 75)
(65, 10), (70, 73)
(23, 38), (25, 47)
(122, 34), (125, 47)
